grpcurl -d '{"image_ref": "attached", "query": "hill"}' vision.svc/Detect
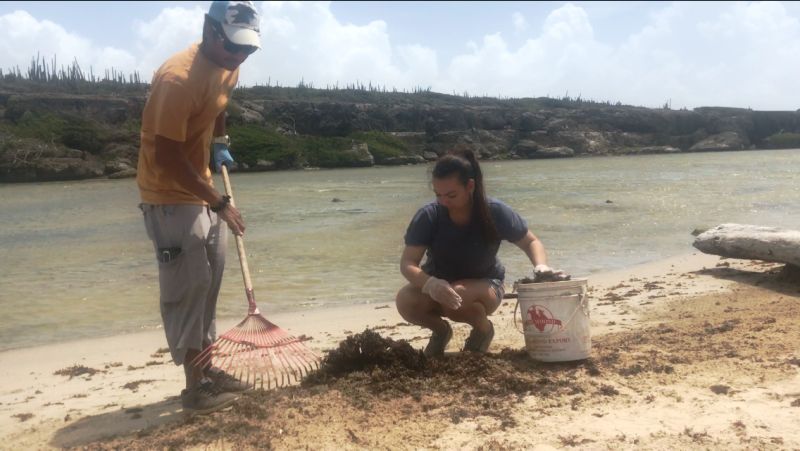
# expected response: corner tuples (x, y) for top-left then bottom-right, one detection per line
(1, 75), (799, 182)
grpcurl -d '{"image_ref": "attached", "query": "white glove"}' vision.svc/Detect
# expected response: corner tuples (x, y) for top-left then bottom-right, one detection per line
(422, 276), (462, 310)
(534, 264), (566, 280)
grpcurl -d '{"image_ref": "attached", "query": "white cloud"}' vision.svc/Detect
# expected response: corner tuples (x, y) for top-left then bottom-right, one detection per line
(2, 2), (800, 109)
(0, 10), (135, 77)
(132, 6), (206, 78)
(512, 12), (527, 35)
(241, 1), (439, 89)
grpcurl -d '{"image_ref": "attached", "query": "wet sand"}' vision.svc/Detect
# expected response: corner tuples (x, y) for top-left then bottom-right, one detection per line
(1, 253), (799, 450)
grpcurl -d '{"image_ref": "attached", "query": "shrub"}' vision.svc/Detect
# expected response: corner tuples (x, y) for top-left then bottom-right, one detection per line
(347, 131), (411, 160)
(228, 126), (411, 168)
(227, 124), (297, 168)
(11, 113), (117, 154)
(301, 136), (360, 167)
(764, 133), (800, 150)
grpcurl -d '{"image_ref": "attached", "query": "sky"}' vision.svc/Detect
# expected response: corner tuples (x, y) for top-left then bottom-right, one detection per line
(1, 1), (799, 110)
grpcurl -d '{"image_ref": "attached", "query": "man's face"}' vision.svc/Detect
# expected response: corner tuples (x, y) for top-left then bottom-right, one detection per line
(205, 23), (255, 71)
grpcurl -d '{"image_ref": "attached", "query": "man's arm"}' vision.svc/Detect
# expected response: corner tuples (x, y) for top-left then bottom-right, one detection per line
(154, 134), (245, 235)
(214, 110), (226, 137)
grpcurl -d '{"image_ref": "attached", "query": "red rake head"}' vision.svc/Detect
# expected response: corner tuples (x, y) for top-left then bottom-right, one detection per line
(192, 314), (321, 390)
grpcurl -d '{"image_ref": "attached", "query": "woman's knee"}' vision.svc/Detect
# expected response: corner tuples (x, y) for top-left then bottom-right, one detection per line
(395, 284), (426, 319)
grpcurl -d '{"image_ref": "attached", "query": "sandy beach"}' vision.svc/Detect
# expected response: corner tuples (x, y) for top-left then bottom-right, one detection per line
(1, 252), (799, 451)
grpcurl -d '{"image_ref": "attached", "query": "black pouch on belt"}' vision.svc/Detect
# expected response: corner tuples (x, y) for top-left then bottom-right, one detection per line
(157, 247), (182, 263)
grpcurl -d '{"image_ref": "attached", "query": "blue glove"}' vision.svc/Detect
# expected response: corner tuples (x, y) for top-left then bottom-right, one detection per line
(214, 143), (234, 173)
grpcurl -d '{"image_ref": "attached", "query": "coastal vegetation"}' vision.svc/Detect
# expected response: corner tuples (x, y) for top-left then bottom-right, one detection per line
(2, 55), (800, 182)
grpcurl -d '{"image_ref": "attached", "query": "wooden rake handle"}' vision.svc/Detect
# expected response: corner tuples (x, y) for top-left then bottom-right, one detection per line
(220, 165), (259, 315)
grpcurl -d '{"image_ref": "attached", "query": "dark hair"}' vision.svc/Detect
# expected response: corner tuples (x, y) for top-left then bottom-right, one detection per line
(432, 145), (498, 244)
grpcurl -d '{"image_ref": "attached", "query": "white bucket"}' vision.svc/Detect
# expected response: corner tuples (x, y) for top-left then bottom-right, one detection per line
(514, 278), (591, 362)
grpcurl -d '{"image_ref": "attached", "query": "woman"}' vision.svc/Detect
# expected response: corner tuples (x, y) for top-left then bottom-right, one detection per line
(396, 146), (562, 356)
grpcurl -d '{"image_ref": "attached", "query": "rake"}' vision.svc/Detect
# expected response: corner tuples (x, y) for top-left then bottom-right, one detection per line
(192, 165), (321, 390)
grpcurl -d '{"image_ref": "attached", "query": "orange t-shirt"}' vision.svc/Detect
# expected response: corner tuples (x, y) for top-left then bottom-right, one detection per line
(137, 43), (239, 205)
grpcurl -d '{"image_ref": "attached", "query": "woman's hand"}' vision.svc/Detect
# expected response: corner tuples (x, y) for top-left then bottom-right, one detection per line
(422, 277), (463, 310)
(534, 264), (567, 282)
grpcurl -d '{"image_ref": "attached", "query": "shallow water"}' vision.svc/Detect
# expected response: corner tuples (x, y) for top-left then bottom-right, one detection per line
(0, 150), (798, 351)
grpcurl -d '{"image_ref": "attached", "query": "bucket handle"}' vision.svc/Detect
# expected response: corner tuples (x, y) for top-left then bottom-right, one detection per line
(513, 285), (589, 335)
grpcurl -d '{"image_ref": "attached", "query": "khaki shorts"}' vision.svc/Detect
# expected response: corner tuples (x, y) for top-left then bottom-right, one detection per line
(139, 203), (227, 366)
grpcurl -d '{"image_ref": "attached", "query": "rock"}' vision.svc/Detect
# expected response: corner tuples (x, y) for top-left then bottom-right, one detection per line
(241, 108), (264, 125)
(475, 110), (509, 130)
(344, 142), (374, 167)
(512, 140), (540, 158)
(241, 100), (264, 113)
(640, 146), (681, 154)
(378, 155), (426, 165)
(108, 168), (137, 179)
(254, 159), (276, 171)
(710, 384), (730, 395)
(555, 131), (614, 155)
(691, 227), (708, 236)
(545, 118), (571, 134)
(65, 148), (84, 159)
(516, 112), (547, 132)
(422, 151), (438, 161)
(240, 162), (249, 170)
(693, 223), (800, 267)
(105, 158), (134, 175)
(606, 200), (613, 203)
(103, 144), (139, 167)
(292, 156), (309, 169)
(35, 158), (105, 181)
(390, 132), (428, 153)
(0, 163), (37, 183)
(688, 131), (744, 152)
(536, 146), (574, 158)
(332, 198), (343, 202)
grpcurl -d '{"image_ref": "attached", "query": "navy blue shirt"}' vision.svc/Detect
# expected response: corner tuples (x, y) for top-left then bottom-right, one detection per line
(404, 198), (528, 283)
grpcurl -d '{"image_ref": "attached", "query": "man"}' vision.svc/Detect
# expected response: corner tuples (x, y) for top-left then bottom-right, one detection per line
(136, 1), (260, 415)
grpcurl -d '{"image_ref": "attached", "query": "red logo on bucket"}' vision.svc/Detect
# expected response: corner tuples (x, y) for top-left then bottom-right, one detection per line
(525, 305), (563, 333)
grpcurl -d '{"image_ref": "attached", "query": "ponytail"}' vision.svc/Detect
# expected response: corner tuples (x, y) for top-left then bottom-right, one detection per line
(432, 145), (499, 244)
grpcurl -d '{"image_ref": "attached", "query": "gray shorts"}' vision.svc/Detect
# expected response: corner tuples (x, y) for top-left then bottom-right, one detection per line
(488, 279), (506, 307)
(139, 203), (227, 366)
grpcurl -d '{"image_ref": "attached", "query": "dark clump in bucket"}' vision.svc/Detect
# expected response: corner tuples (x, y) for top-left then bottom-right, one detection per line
(517, 272), (572, 285)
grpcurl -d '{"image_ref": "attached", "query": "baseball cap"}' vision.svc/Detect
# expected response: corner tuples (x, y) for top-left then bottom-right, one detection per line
(208, 1), (261, 49)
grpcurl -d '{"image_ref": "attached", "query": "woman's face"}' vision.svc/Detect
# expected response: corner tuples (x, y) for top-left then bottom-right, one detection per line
(432, 175), (474, 211)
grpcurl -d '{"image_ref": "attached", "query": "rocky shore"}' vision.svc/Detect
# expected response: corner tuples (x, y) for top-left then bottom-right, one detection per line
(2, 85), (800, 182)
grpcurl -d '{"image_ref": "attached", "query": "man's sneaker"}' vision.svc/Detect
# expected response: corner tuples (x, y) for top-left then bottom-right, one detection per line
(181, 378), (239, 415)
(424, 321), (453, 357)
(463, 321), (494, 353)
(207, 367), (254, 393)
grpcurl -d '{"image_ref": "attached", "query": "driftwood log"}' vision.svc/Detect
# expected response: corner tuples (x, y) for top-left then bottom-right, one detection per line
(693, 224), (800, 266)
(693, 224), (800, 281)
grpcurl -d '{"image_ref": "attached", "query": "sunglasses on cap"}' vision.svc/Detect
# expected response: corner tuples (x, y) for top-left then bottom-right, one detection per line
(210, 21), (258, 56)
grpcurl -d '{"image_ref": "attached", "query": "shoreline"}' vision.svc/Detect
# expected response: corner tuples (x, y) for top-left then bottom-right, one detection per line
(2, 148), (798, 186)
(0, 250), (701, 355)
(5, 251), (799, 450)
